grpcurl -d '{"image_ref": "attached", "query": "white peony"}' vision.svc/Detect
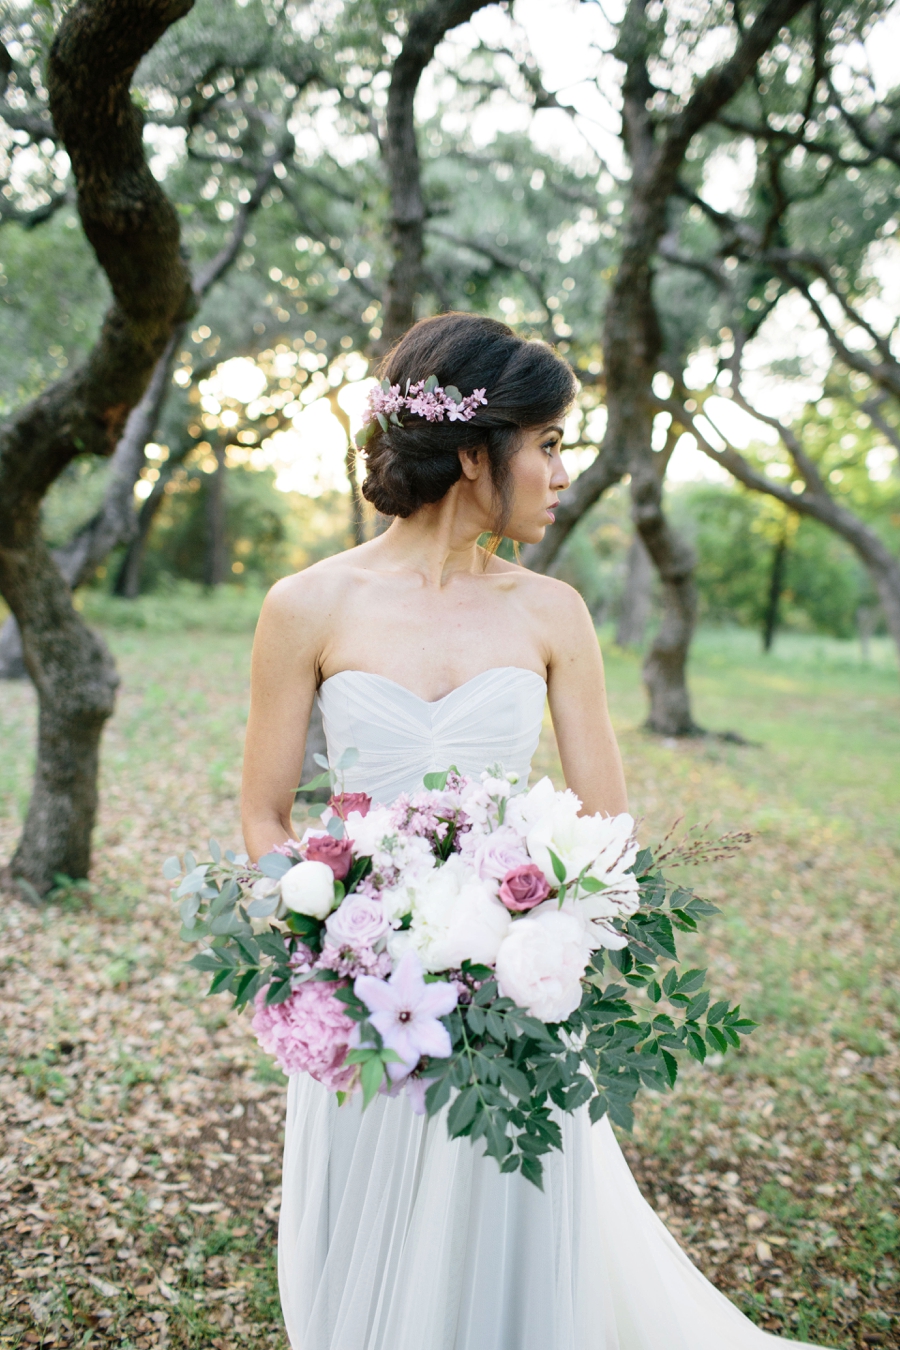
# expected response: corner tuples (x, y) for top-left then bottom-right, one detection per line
(495, 904), (589, 1022)
(585, 812), (638, 885)
(511, 778), (610, 885)
(341, 806), (395, 857)
(280, 859), (336, 919)
(388, 854), (511, 972)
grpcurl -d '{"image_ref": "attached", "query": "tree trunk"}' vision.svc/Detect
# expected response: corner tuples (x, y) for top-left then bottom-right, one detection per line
(1, 535), (118, 893)
(630, 458), (702, 735)
(0, 615), (27, 679)
(203, 444), (228, 588)
(0, 0), (197, 894)
(616, 532), (654, 647)
(762, 531), (788, 652)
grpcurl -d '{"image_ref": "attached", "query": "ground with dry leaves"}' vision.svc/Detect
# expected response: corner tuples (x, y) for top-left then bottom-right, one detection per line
(0, 597), (898, 1350)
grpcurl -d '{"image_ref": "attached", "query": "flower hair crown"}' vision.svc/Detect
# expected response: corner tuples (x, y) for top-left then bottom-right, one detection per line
(355, 375), (488, 450)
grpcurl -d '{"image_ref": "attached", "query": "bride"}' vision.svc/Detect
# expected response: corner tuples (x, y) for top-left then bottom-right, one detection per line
(241, 313), (828, 1350)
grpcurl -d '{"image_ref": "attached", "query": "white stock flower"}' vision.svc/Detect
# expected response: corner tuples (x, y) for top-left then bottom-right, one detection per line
(388, 854), (511, 972)
(280, 859), (336, 919)
(495, 904), (589, 1022)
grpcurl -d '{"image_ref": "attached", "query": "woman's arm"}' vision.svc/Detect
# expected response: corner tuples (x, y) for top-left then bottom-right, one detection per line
(544, 584), (628, 817)
(241, 576), (323, 861)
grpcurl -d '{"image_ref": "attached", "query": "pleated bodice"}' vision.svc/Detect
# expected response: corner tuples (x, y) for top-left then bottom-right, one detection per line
(317, 666), (547, 802)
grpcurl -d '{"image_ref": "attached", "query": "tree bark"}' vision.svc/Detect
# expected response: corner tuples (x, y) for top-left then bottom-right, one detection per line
(0, 0), (196, 894)
(203, 444), (228, 588)
(762, 531), (789, 652)
(616, 532), (654, 647)
(378, 0), (490, 351)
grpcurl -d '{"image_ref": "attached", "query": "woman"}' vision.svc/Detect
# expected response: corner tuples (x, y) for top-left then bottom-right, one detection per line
(242, 313), (828, 1350)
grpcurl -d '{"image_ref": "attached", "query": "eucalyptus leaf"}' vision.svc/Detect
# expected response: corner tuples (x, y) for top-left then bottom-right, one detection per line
(337, 746), (359, 770)
(313, 753), (330, 770)
(179, 894), (201, 924)
(208, 838), (222, 864)
(258, 852), (293, 879)
(326, 815), (345, 840)
(246, 892), (281, 918)
(162, 856), (181, 881)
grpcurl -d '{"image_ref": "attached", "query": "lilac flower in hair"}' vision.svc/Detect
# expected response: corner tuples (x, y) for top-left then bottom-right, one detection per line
(361, 375), (487, 444)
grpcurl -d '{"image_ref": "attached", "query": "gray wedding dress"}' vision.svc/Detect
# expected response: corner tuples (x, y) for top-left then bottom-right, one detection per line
(277, 667), (829, 1350)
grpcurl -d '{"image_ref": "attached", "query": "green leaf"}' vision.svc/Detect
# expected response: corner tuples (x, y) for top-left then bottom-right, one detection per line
(360, 1055), (385, 1108)
(677, 968), (708, 994)
(209, 968), (236, 995)
(258, 852), (293, 879)
(180, 895), (200, 924)
(520, 1155), (544, 1190)
(313, 753), (330, 770)
(577, 874), (604, 893)
(326, 815), (345, 840)
(685, 991), (711, 1021)
(706, 999), (730, 1025)
(547, 849), (567, 884)
(606, 1098), (635, 1131)
(337, 747), (359, 770)
(355, 422), (373, 450)
(265, 979), (292, 1005)
(706, 1026), (728, 1053)
(376, 411), (388, 431)
(646, 980), (662, 1003)
(189, 953), (224, 972)
(423, 770), (449, 790)
(634, 848), (654, 877)
(162, 856), (182, 881)
(298, 770), (332, 792)
(444, 384), (462, 403)
(498, 1063), (531, 1099)
(424, 1076), (452, 1115)
(423, 374), (439, 393)
(589, 1094), (608, 1124)
(208, 838), (222, 864)
(183, 851), (197, 873)
(381, 377), (391, 393)
(687, 1031), (707, 1063)
(661, 1049), (678, 1087)
(447, 1086), (479, 1136)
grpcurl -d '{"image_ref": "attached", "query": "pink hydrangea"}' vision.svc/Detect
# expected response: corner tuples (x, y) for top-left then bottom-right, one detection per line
(251, 980), (356, 1091)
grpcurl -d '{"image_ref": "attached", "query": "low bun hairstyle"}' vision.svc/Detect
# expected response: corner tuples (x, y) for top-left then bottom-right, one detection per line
(360, 313), (576, 526)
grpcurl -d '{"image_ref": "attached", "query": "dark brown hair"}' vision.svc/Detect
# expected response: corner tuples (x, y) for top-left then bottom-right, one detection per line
(360, 313), (576, 525)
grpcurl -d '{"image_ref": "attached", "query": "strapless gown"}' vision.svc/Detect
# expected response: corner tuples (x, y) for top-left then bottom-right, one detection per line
(278, 668), (829, 1350)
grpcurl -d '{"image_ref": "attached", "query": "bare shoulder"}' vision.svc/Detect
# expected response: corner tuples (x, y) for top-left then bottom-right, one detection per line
(261, 544), (374, 622)
(489, 555), (591, 623)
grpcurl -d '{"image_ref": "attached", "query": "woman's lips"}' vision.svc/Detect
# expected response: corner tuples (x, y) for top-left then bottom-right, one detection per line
(546, 500), (559, 522)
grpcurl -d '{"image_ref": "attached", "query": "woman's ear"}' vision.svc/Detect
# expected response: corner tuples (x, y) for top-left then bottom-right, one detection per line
(458, 445), (485, 482)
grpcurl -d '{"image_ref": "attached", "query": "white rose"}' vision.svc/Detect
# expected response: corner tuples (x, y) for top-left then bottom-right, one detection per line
(280, 859), (336, 919)
(389, 855), (510, 972)
(459, 824), (530, 883)
(495, 905), (589, 1022)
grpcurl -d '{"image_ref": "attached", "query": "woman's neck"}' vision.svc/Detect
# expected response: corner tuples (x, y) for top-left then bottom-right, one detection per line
(376, 483), (492, 587)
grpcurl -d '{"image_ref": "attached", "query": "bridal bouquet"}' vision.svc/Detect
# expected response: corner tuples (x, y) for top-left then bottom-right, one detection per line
(166, 760), (754, 1185)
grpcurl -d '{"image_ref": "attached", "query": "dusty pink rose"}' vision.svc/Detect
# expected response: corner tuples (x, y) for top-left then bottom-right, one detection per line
(330, 791), (372, 820)
(305, 833), (353, 880)
(251, 981), (356, 1090)
(499, 863), (551, 912)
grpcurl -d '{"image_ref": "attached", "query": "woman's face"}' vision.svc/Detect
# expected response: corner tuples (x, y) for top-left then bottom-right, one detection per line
(502, 422), (570, 544)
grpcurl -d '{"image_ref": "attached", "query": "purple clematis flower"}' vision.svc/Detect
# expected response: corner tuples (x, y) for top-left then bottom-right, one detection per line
(354, 951), (458, 1082)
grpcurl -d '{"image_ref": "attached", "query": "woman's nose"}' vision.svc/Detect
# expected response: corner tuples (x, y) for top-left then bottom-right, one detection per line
(552, 452), (570, 492)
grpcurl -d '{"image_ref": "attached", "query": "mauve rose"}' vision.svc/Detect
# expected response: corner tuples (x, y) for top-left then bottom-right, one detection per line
(498, 864), (551, 912)
(330, 792), (372, 820)
(306, 833), (353, 880)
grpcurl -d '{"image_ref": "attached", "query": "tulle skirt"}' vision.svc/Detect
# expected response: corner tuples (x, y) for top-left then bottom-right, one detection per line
(278, 1075), (831, 1350)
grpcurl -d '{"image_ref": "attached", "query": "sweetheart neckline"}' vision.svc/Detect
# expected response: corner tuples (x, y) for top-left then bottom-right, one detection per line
(319, 665), (547, 707)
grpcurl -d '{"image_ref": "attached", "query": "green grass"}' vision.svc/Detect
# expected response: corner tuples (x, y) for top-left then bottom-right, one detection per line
(0, 599), (898, 1349)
